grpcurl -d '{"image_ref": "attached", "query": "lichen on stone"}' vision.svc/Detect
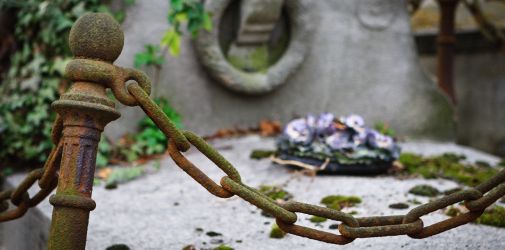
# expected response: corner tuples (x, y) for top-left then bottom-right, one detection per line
(309, 216), (327, 223)
(320, 195), (362, 210)
(398, 153), (499, 187)
(408, 184), (440, 197)
(269, 223), (286, 239)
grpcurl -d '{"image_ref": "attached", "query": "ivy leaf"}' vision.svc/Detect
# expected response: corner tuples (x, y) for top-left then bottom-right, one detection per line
(202, 12), (212, 31)
(161, 29), (181, 56)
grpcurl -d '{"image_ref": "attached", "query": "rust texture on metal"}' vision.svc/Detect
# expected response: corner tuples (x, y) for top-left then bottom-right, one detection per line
(47, 13), (145, 250)
(2, 10), (505, 250)
(436, 0), (460, 103)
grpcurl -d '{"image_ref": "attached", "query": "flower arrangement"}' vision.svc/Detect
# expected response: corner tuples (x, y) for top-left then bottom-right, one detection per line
(276, 113), (400, 172)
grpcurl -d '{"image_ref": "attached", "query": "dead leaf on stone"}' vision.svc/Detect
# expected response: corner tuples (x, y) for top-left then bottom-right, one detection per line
(96, 167), (112, 179)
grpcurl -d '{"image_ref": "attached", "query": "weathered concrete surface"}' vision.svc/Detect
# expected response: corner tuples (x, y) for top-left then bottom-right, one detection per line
(107, 0), (454, 141)
(419, 53), (505, 156)
(2, 136), (504, 250)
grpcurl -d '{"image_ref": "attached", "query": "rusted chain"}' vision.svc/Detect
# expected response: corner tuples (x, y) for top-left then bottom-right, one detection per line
(339, 215), (423, 238)
(0, 118), (62, 222)
(276, 201), (357, 244)
(124, 85), (505, 244)
(127, 82), (190, 151)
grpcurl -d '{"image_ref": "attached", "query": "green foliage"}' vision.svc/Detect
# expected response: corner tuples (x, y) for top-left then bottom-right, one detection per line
(105, 166), (144, 189)
(399, 152), (499, 187)
(320, 195), (362, 210)
(374, 121), (396, 137)
(96, 135), (112, 168)
(0, 0), (132, 168)
(133, 97), (182, 156)
(161, 0), (212, 56)
(134, 44), (165, 69)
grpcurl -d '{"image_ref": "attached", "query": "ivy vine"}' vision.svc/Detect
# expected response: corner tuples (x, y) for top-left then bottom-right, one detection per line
(0, 0), (134, 169)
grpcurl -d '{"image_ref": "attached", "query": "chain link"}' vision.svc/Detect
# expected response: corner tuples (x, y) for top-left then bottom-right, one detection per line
(126, 85), (505, 244)
(2, 80), (504, 247)
(0, 118), (62, 222)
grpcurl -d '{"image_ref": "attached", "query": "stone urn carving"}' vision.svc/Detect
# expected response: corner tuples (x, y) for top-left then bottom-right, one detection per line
(195, 0), (311, 95)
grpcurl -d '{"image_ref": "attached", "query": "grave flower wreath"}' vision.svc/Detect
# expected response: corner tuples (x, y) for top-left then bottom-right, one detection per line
(274, 113), (401, 174)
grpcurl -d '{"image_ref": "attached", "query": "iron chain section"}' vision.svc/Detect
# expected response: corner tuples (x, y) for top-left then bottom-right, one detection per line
(0, 118), (62, 222)
(126, 84), (505, 244)
(1, 78), (505, 246)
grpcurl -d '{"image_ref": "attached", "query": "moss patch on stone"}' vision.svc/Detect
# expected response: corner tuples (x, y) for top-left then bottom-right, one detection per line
(214, 245), (234, 250)
(320, 195), (362, 210)
(258, 185), (293, 201)
(446, 206), (505, 228)
(409, 184), (440, 197)
(269, 223), (286, 239)
(389, 202), (409, 209)
(476, 206), (505, 228)
(309, 216), (328, 223)
(398, 153), (499, 187)
(250, 149), (276, 160)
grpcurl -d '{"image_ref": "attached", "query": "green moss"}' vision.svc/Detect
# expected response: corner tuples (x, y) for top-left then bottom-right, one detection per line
(398, 153), (499, 187)
(269, 223), (286, 239)
(447, 206), (505, 228)
(258, 185), (293, 201)
(409, 184), (440, 197)
(213, 245), (234, 250)
(389, 202), (409, 209)
(445, 206), (461, 217)
(250, 150), (276, 160)
(309, 216), (328, 223)
(228, 46), (269, 73)
(475, 206), (505, 228)
(407, 199), (422, 205)
(320, 195), (362, 210)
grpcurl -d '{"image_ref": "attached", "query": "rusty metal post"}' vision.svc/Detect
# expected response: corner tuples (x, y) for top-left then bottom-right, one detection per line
(436, 0), (460, 103)
(47, 13), (122, 250)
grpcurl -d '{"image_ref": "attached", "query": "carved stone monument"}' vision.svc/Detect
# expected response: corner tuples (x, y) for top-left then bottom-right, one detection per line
(112, 0), (454, 140)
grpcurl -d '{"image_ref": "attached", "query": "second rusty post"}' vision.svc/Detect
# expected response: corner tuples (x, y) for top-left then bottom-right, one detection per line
(436, 0), (460, 103)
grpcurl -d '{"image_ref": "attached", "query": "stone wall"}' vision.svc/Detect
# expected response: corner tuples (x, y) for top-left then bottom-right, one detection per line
(106, 0), (454, 141)
(420, 52), (505, 156)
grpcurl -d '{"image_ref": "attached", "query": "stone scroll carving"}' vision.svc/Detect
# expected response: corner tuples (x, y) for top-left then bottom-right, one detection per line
(195, 0), (311, 95)
(357, 0), (398, 30)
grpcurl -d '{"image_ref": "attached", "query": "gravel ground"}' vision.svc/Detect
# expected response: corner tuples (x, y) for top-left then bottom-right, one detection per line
(6, 135), (505, 250)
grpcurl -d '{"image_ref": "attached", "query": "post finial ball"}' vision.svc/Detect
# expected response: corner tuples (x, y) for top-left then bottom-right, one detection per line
(69, 13), (124, 62)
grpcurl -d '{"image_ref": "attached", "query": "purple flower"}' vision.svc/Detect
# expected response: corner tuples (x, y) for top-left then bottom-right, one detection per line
(284, 118), (313, 145)
(341, 114), (365, 132)
(314, 113), (335, 136)
(325, 131), (355, 150)
(367, 129), (394, 149)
